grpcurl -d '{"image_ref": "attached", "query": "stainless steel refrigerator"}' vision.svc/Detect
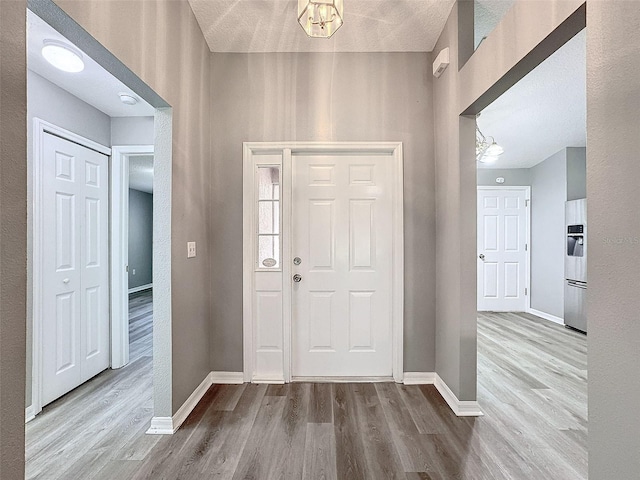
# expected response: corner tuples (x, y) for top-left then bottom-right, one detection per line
(565, 199), (587, 333)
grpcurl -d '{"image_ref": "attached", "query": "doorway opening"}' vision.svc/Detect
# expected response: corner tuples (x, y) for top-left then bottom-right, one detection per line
(473, 24), (587, 479)
(25, 2), (172, 476)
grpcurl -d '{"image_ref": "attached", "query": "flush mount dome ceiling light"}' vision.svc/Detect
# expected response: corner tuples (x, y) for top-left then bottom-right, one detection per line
(42, 40), (85, 73)
(119, 93), (139, 106)
(298, 0), (344, 38)
(476, 117), (504, 164)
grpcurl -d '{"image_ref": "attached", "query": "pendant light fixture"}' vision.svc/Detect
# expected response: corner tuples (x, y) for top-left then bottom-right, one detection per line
(298, 0), (344, 38)
(476, 117), (504, 164)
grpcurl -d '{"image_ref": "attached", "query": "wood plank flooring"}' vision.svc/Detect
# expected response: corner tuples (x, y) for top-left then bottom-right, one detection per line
(129, 289), (153, 362)
(26, 310), (587, 479)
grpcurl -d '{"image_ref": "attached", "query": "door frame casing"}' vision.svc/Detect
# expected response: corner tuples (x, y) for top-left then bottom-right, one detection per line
(31, 118), (112, 417)
(243, 142), (405, 384)
(477, 185), (531, 312)
(110, 145), (154, 369)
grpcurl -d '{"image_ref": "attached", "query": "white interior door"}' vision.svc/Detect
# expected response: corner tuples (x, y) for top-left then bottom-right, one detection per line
(42, 132), (109, 406)
(477, 187), (529, 312)
(292, 155), (393, 377)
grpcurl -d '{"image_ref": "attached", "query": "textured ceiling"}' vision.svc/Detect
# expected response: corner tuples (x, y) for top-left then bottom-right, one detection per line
(188, 0), (456, 53)
(27, 10), (155, 117)
(129, 155), (154, 194)
(477, 29), (586, 170)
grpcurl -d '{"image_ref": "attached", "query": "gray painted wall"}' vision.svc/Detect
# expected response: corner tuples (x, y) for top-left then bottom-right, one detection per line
(433, 4), (479, 401)
(128, 189), (153, 289)
(210, 52), (436, 373)
(588, 2), (640, 477)
(530, 149), (567, 318)
(26, 70), (112, 408)
(58, 0), (213, 415)
(566, 146), (586, 201)
(477, 168), (530, 186)
(0, 1), (27, 475)
(111, 116), (154, 146)
(433, 0), (584, 402)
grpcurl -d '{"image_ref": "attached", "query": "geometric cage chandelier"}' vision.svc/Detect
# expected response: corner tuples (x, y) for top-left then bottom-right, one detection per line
(298, 0), (344, 38)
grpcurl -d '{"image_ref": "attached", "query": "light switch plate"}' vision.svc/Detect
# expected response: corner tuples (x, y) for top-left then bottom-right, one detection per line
(187, 241), (196, 258)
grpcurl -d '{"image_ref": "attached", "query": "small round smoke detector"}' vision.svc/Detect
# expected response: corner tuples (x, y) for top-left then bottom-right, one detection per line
(119, 93), (138, 105)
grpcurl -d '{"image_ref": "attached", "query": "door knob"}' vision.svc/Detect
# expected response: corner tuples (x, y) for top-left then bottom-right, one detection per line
(293, 274), (302, 283)
(63, 278), (70, 284)
(479, 254), (485, 260)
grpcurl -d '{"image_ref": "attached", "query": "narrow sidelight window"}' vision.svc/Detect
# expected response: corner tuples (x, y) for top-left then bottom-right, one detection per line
(257, 166), (280, 269)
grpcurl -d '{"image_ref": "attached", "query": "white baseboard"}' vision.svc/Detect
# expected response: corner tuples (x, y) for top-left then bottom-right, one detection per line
(402, 372), (436, 385)
(528, 308), (564, 326)
(434, 374), (483, 417)
(146, 372), (213, 435)
(146, 416), (174, 435)
(210, 371), (244, 384)
(129, 283), (153, 294)
(25, 405), (36, 423)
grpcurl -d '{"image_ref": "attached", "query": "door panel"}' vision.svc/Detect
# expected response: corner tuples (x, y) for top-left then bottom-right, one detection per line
(292, 155), (392, 377)
(42, 133), (109, 406)
(477, 188), (528, 311)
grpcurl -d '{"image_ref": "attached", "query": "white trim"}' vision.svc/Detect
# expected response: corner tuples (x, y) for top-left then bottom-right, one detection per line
(25, 405), (36, 423)
(477, 186), (531, 312)
(147, 372), (213, 435)
(242, 143), (254, 383)
(528, 308), (565, 326)
(434, 374), (484, 417)
(31, 118), (111, 418)
(128, 283), (153, 294)
(111, 145), (154, 369)
(293, 376), (394, 383)
(402, 372), (437, 385)
(210, 371), (245, 384)
(146, 417), (174, 435)
(243, 142), (404, 384)
(282, 148), (293, 383)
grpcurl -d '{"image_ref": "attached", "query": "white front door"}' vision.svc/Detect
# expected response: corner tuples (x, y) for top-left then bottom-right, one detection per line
(477, 187), (529, 312)
(41, 132), (110, 406)
(292, 155), (393, 377)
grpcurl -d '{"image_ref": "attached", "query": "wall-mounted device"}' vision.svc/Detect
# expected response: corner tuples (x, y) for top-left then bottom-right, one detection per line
(567, 224), (584, 257)
(433, 47), (450, 78)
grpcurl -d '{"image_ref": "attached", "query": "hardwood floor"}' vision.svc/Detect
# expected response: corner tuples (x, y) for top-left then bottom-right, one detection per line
(26, 310), (587, 479)
(129, 289), (153, 362)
